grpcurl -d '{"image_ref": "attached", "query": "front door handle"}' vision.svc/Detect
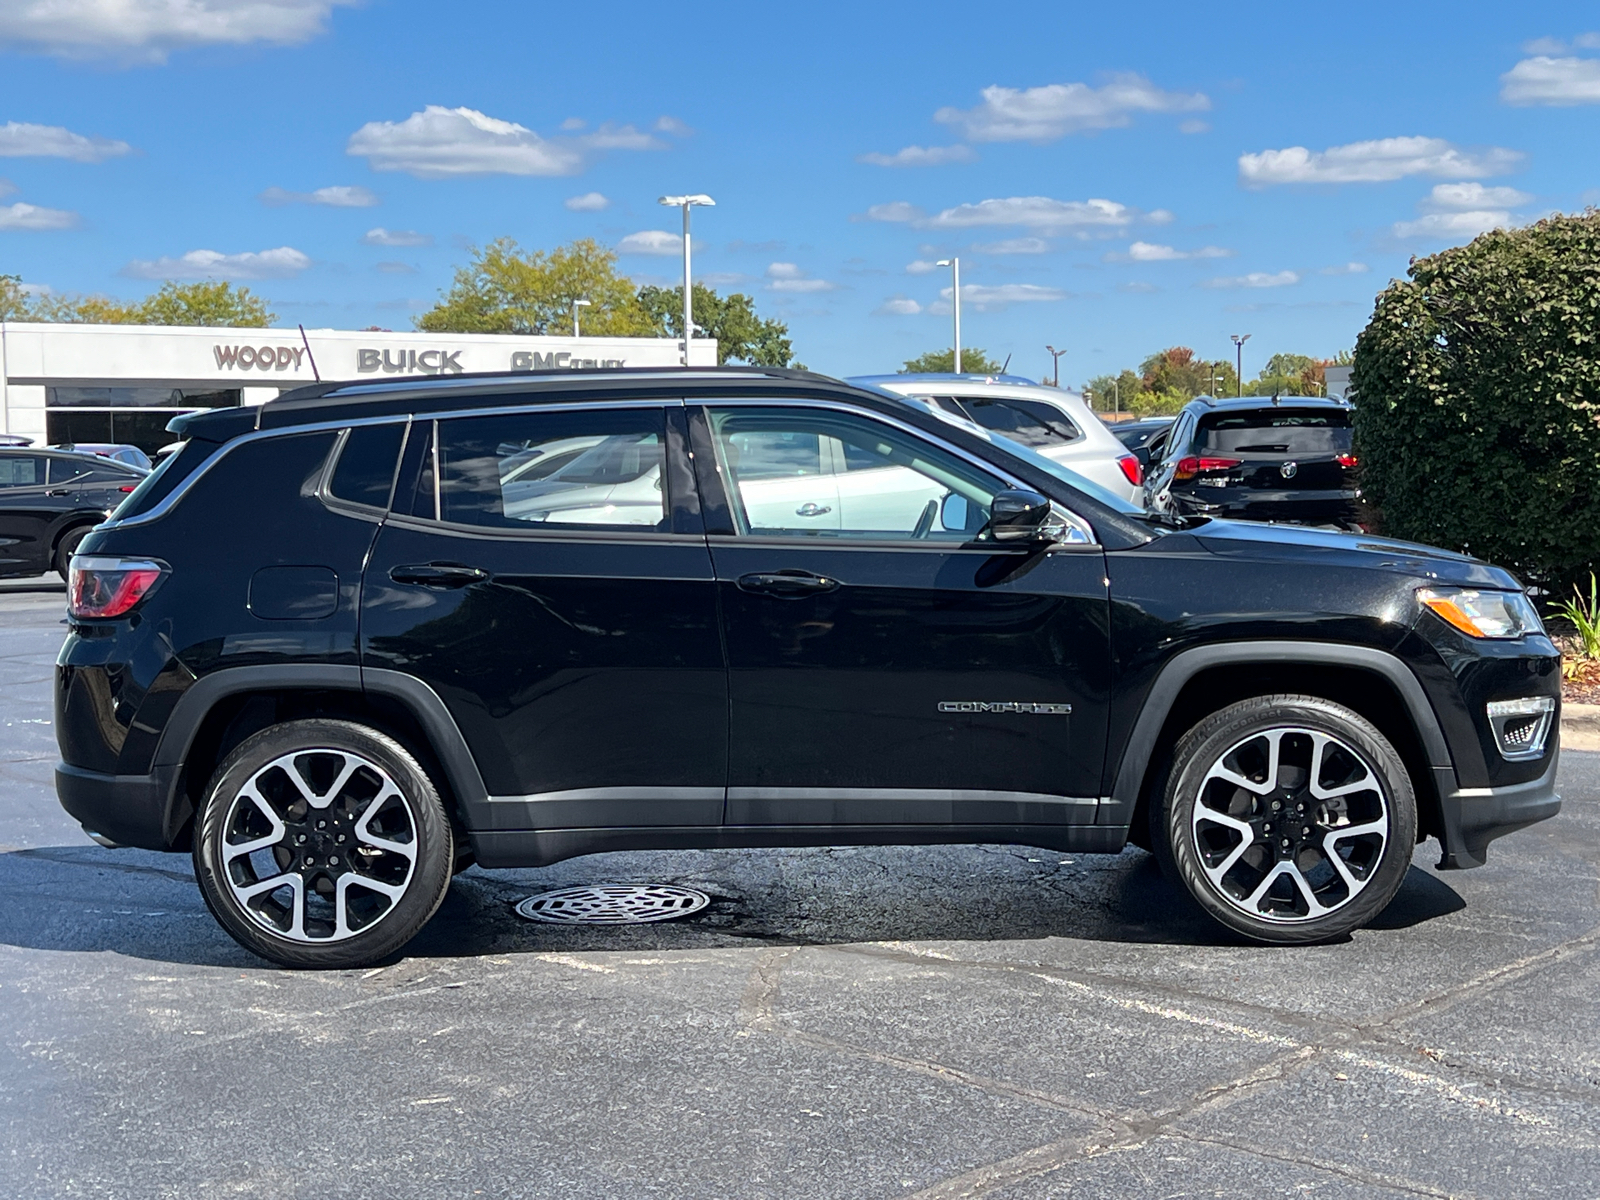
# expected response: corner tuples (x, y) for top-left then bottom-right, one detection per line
(389, 562), (490, 588)
(736, 571), (839, 598)
(795, 503), (832, 517)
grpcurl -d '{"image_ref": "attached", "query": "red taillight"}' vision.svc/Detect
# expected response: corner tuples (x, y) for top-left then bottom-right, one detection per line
(68, 557), (164, 619)
(118, 485), (136, 493)
(1117, 454), (1143, 487)
(1336, 453), (1359, 468)
(1173, 456), (1242, 482)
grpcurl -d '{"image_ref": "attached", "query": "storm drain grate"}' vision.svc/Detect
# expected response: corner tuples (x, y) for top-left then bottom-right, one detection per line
(514, 884), (711, 925)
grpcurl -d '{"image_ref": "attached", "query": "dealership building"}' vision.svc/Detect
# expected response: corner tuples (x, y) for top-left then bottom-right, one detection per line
(0, 323), (715, 454)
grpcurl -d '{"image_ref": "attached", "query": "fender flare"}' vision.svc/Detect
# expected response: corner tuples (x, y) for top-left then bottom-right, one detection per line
(151, 664), (489, 834)
(1103, 640), (1457, 829)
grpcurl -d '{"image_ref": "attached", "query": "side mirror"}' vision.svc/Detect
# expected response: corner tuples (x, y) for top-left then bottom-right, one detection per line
(988, 489), (1053, 542)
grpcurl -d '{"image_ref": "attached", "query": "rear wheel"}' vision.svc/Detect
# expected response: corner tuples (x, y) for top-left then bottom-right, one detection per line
(54, 525), (90, 579)
(193, 719), (454, 969)
(1151, 695), (1416, 944)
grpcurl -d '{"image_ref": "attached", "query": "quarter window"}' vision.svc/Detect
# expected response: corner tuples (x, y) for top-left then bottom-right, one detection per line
(329, 423), (406, 509)
(707, 407), (1003, 541)
(0, 456), (43, 487)
(432, 409), (668, 531)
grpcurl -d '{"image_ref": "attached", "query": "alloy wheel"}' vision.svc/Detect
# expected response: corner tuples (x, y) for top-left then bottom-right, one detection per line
(220, 748), (419, 942)
(1189, 726), (1390, 922)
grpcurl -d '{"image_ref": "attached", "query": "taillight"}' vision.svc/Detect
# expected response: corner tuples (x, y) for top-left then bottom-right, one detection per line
(1117, 454), (1143, 486)
(118, 485), (136, 493)
(1173, 456), (1242, 482)
(1336, 453), (1359, 468)
(68, 556), (165, 619)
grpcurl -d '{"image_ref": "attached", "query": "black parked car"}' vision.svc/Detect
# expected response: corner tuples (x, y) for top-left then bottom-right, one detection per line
(1144, 396), (1360, 527)
(55, 368), (1559, 967)
(0, 446), (147, 578)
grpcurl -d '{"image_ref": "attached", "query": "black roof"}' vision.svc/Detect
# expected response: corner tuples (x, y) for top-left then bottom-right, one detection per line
(175, 366), (881, 441)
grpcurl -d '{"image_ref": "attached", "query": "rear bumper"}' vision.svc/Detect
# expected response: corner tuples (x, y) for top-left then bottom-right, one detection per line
(1435, 751), (1561, 869)
(55, 761), (184, 852)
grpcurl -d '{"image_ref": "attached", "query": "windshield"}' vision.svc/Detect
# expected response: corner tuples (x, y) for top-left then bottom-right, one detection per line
(888, 393), (1145, 515)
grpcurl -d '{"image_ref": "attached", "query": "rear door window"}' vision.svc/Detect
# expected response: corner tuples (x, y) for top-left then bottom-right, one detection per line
(432, 409), (669, 531)
(48, 457), (95, 485)
(930, 396), (1081, 448)
(1199, 410), (1352, 455)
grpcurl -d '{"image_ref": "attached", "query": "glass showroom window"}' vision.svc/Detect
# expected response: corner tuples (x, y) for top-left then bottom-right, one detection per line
(45, 387), (241, 457)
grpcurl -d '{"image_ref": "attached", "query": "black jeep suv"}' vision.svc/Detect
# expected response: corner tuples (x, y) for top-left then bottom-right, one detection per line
(1144, 395), (1361, 528)
(54, 368), (1560, 967)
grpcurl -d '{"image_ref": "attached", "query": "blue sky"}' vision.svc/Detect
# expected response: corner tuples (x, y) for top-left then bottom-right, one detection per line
(1, 0), (1597, 383)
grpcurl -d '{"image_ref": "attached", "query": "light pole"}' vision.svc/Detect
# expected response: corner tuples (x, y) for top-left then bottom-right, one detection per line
(1045, 344), (1066, 388)
(658, 193), (715, 365)
(571, 298), (591, 338)
(936, 257), (961, 373)
(1230, 334), (1251, 397)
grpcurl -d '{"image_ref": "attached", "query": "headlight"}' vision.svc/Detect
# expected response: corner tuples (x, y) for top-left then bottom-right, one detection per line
(1417, 587), (1543, 639)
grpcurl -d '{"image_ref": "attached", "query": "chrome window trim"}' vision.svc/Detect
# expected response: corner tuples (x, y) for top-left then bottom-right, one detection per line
(699, 396), (1100, 549)
(99, 398), (683, 530)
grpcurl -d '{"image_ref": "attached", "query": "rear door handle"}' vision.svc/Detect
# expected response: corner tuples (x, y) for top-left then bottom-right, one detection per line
(389, 562), (490, 588)
(46, 489), (71, 497)
(735, 571), (839, 598)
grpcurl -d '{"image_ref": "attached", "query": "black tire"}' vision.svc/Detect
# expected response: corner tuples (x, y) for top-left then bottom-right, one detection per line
(1150, 695), (1416, 944)
(54, 525), (91, 579)
(193, 719), (454, 969)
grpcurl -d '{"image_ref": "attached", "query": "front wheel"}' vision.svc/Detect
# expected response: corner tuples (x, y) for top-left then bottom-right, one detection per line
(1151, 695), (1416, 944)
(193, 719), (454, 968)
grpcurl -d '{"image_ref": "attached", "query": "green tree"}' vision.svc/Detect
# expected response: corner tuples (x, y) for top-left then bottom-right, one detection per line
(637, 283), (796, 366)
(0, 274), (30, 320)
(137, 281), (272, 326)
(900, 347), (1003, 374)
(1352, 210), (1600, 591)
(417, 237), (653, 336)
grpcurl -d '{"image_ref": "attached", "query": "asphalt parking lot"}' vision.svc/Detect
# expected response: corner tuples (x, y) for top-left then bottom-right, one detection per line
(2, 585), (1598, 1199)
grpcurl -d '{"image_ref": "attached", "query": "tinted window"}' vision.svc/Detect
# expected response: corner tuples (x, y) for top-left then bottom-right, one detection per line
(0, 456), (43, 487)
(435, 409), (667, 531)
(329, 423), (406, 509)
(941, 396), (1081, 448)
(110, 438), (222, 521)
(47, 456), (94, 485)
(1200, 410), (1352, 454)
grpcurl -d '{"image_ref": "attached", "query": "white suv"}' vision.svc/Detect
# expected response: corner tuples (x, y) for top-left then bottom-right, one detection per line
(854, 374), (1144, 504)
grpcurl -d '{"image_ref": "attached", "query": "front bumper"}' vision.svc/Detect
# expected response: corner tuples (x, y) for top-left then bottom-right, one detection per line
(55, 761), (185, 851)
(1435, 750), (1561, 869)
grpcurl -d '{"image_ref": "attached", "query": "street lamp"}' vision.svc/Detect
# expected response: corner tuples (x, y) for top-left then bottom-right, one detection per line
(1230, 334), (1252, 398)
(658, 193), (715, 366)
(571, 298), (591, 338)
(1045, 344), (1066, 388)
(935, 257), (961, 373)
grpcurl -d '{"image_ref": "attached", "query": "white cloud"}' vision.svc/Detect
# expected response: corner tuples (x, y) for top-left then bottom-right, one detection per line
(654, 115), (693, 136)
(0, 120), (131, 162)
(941, 283), (1066, 310)
(1238, 136), (1525, 186)
(346, 106), (655, 178)
(1423, 182), (1533, 210)
(617, 230), (682, 255)
(564, 191), (610, 212)
(1500, 56), (1600, 105)
(859, 200), (925, 223)
(259, 184), (377, 208)
(1114, 240), (1232, 261)
(934, 74), (1209, 142)
(971, 237), (1050, 254)
(857, 144), (975, 167)
(0, 0), (355, 62)
(121, 246), (311, 280)
(1391, 210), (1511, 240)
(1320, 262), (1370, 275)
(362, 227), (431, 247)
(1202, 271), (1301, 289)
(922, 196), (1158, 232)
(767, 262), (836, 293)
(1119, 281), (1160, 294)
(876, 296), (923, 315)
(0, 201), (79, 230)
(905, 259), (940, 274)
(698, 272), (750, 287)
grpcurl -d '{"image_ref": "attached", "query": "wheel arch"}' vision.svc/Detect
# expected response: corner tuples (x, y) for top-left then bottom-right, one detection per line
(152, 665), (488, 849)
(1108, 642), (1456, 852)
